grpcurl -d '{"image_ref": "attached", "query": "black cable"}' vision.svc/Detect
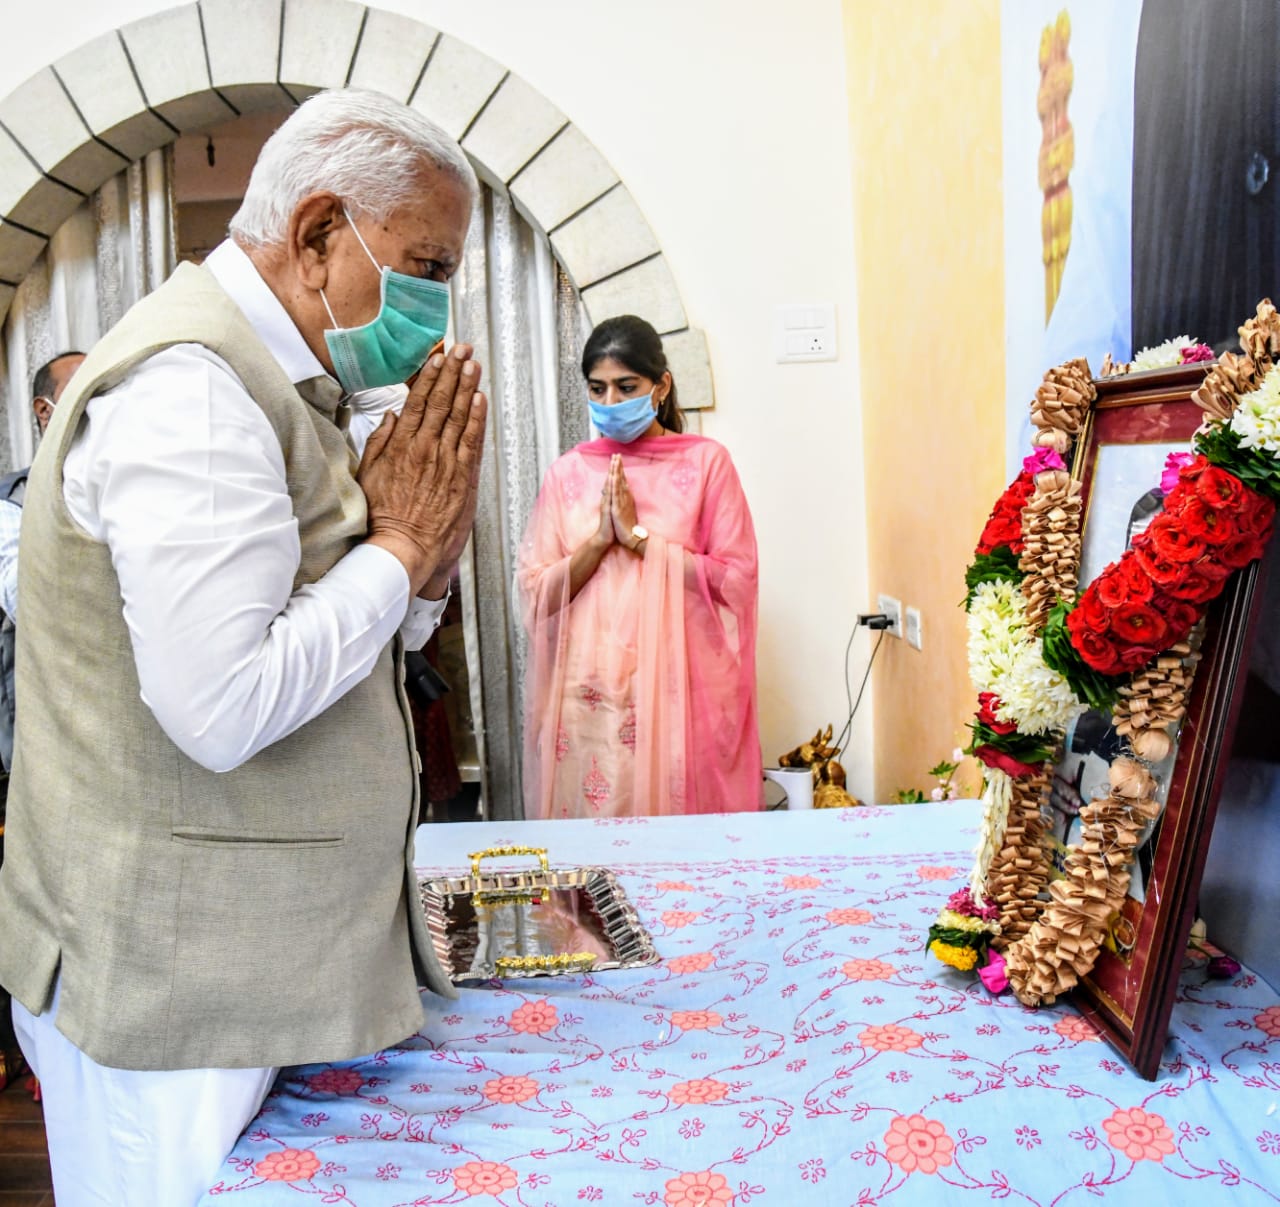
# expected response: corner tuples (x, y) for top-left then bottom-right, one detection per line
(834, 628), (886, 759)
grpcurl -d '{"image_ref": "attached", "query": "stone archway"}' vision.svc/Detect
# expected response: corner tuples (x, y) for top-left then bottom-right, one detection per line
(0, 0), (713, 407)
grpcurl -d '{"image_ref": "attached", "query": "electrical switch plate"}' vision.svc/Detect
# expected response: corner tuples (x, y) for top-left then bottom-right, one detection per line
(905, 606), (922, 650)
(876, 593), (902, 639)
(775, 303), (837, 363)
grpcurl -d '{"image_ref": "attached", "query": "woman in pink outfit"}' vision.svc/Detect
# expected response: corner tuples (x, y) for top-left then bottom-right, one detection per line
(518, 316), (762, 819)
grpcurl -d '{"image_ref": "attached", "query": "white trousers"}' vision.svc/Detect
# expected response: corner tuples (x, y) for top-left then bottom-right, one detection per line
(12, 982), (277, 1207)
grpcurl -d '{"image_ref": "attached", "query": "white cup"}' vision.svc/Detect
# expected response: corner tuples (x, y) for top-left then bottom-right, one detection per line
(763, 767), (814, 811)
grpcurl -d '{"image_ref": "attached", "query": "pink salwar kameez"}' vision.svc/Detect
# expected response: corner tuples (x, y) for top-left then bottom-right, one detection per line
(518, 432), (762, 819)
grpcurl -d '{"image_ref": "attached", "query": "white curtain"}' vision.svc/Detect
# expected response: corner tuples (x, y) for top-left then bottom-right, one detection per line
(0, 147), (177, 471)
(451, 187), (589, 821)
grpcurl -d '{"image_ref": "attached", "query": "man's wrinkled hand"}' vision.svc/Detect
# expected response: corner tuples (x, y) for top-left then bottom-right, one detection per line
(357, 344), (488, 597)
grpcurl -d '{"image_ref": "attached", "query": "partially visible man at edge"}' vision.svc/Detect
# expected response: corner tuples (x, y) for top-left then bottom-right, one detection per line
(0, 89), (488, 1207)
(0, 350), (87, 772)
(0, 351), (84, 1095)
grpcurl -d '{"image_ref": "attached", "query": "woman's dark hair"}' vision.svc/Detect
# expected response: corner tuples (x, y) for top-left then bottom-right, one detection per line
(581, 314), (684, 433)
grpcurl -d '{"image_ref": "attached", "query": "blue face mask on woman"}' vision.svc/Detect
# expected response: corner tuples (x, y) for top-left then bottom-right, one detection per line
(589, 393), (657, 443)
(321, 210), (451, 393)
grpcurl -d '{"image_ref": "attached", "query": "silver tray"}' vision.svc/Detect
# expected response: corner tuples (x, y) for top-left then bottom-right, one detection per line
(418, 844), (660, 983)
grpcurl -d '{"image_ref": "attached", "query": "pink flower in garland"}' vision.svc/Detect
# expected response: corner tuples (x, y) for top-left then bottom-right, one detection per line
(978, 950), (1009, 994)
(1179, 342), (1215, 363)
(1023, 446), (1067, 476)
(946, 887), (999, 921)
(1160, 451), (1195, 495)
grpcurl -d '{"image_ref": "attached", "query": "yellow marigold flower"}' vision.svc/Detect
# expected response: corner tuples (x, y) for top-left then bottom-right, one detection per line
(929, 939), (979, 971)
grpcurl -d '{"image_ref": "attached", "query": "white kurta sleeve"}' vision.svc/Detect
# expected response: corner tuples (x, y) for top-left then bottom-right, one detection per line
(62, 344), (427, 773)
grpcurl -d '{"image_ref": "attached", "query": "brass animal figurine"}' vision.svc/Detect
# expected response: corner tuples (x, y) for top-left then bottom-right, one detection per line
(778, 725), (863, 809)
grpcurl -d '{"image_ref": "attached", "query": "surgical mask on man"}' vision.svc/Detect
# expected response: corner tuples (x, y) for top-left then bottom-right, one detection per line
(589, 393), (657, 443)
(321, 210), (451, 393)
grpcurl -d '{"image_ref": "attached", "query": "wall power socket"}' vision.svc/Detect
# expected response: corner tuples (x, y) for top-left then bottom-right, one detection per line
(875, 594), (902, 638)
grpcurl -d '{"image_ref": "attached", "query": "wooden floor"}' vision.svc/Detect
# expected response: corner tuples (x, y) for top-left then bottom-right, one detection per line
(0, 1075), (52, 1206)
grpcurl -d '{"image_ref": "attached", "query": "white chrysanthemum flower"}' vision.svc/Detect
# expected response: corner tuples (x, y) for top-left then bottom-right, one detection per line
(1131, 335), (1194, 372)
(967, 579), (1024, 694)
(1229, 362), (1280, 455)
(967, 579), (1085, 736)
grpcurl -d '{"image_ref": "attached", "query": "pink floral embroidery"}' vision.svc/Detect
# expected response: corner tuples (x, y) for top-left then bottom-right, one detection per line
(561, 463), (586, 507)
(842, 958), (897, 982)
(1254, 1005), (1280, 1038)
(663, 1169), (734, 1206)
(306, 1068), (365, 1095)
(583, 757), (611, 810)
(580, 685), (603, 711)
(482, 1075), (540, 1104)
(656, 881), (696, 892)
(1102, 1107), (1176, 1162)
(667, 952), (715, 974)
(859, 1023), (924, 1052)
(662, 910), (702, 929)
(1054, 1014), (1102, 1043)
(669, 1078), (730, 1105)
(915, 865), (961, 881)
(453, 1160), (520, 1196)
(670, 1009), (722, 1031)
(254, 1149), (321, 1182)
(883, 1114), (956, 1175)
(670, 459), (698, 496)
(782, 874), (822, 890)
(555, 725), (570, 763)
(509, 1000), (559, 1034)
(619, 706), (637, 752)
(826, 907), (874, 926)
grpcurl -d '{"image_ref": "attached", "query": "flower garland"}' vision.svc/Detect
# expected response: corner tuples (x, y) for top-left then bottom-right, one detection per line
(928, 300), (1280, 1004)
(1105, 336), (1215, 376)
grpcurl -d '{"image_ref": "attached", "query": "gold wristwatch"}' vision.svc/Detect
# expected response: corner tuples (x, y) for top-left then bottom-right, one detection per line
(629, 524), (648, 552)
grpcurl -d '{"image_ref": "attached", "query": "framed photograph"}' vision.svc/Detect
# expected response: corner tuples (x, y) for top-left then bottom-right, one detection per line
(1046, 365), (1272, 1079)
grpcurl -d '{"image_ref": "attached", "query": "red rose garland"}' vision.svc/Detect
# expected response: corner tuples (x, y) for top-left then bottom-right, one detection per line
(1066, 456), (1276, 677)
(975, 472), (1035, 556)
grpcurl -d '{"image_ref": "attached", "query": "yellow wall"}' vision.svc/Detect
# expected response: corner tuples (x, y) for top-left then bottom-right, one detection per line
(844, 0), (1007, 798)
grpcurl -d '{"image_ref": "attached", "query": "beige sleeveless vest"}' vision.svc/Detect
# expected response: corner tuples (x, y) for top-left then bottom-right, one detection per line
(0, 262), (454, 1071)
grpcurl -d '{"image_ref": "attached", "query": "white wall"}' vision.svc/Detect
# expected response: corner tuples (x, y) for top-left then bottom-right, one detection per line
(1, 0), (874, 801)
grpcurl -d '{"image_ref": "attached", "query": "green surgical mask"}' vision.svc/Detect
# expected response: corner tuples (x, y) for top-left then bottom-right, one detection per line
(321, 211), (451, 393)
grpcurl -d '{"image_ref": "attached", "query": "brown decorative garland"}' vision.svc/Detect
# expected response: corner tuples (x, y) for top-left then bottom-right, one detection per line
(1000, 302), (1279, 1006)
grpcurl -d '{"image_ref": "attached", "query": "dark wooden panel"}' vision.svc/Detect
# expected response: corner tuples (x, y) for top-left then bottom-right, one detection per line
(1132, 0), (1280, 351)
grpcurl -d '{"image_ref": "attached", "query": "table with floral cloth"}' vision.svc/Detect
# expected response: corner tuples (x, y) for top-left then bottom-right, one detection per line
(199, 803), (1280, 1206)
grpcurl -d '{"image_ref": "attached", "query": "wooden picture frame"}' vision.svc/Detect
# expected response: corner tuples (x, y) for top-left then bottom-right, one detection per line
(1047, 365), (1271, 1079)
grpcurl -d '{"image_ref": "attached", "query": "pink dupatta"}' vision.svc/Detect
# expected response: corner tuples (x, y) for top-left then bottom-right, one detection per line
(518, 433), (762, 819)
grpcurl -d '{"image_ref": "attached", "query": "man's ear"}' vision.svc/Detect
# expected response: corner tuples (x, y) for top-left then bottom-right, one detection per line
(289, 192), (345, 291)
(32, 397), (53, 432)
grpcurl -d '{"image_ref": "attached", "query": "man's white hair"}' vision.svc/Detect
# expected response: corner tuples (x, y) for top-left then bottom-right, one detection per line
(229, 89), (478, 248)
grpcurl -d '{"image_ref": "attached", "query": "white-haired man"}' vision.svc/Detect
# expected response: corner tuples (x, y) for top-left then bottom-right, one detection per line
(0, 90), (487, 1205)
